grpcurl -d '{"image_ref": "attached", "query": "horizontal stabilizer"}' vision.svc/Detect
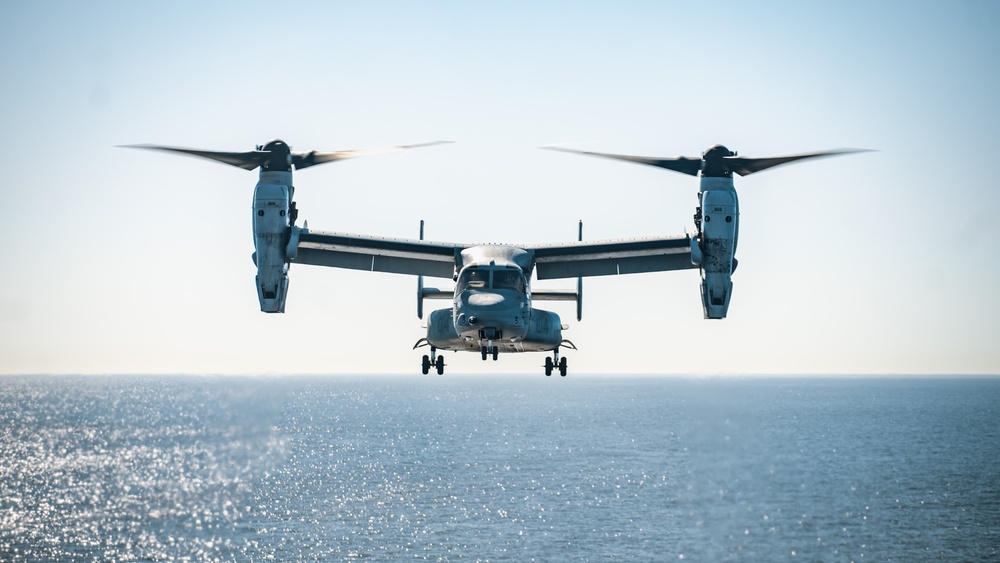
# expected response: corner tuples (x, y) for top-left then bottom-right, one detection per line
(532, 289), (579, 301)
(417, 284), (453, 319)
(420, 287), (454, 300)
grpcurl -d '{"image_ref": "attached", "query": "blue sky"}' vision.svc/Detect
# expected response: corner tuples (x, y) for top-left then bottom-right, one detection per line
(1, 1), (998, 375)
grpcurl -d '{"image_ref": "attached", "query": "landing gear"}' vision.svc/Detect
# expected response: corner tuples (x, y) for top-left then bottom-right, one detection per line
(544, 350), (568, 377)
(422, 347), (445, 375)
(481, 343), (499, 361)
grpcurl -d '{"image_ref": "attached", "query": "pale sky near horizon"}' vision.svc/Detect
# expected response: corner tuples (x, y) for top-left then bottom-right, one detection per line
(1, 1), (998, 375)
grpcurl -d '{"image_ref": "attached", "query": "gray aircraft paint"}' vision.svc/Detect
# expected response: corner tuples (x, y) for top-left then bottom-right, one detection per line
(123, 139), (868, 374)
(251, 171), (294, 313)
(292, 230), (696, 373)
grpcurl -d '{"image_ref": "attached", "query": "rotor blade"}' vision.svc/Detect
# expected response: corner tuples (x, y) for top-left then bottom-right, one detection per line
(292, 141), (453, 170)
(119, 144), (267, 170)
(725, 148), (873, 176)
(541, 145), (702, 176)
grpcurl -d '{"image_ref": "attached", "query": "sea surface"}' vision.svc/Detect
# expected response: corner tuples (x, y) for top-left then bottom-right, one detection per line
(1, 375), (997, 562)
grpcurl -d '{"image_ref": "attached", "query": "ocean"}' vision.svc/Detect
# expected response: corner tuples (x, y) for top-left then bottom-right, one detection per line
(1, 375), (997, 561)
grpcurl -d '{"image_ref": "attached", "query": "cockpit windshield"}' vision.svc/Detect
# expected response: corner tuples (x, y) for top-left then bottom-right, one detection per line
(458, 268), (490, 290)
(493, 270), (525, 293)
(456, 266), (526, 294)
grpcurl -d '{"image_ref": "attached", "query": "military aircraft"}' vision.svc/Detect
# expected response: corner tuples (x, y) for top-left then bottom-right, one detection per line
(124, 140), (867, 376)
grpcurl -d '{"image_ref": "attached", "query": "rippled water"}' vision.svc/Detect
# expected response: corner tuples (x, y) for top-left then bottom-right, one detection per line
(1, 375), (997, 561)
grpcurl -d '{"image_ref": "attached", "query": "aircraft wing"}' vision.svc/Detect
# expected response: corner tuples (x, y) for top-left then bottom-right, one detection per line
(528, 235), (696, 280)
(292, 230), (461, 278)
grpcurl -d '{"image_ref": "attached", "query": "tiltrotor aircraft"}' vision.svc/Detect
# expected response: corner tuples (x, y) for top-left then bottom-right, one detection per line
(125, 140), (867, 376)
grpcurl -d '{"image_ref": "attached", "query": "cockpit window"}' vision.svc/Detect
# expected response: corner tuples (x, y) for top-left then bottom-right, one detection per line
(493, 270), (525, 293)
(456, 267), (526, 293)
(457, 268), (489, 291)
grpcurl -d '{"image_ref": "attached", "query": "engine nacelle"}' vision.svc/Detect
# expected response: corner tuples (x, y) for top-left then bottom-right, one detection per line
(697, 180), (739, 319)
(700, 272), (732, 320)
(253, 172), (293, 313)
(256, 273), (289, 313)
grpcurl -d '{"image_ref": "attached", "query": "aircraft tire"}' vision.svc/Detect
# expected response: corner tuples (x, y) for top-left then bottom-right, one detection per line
(559, 357), (568, 377)
(481, 347), (488, 361)
(421, 355), (430, 375)
(435, 355), (445, 375)
(544, 357), (553, 376)
(492, 346), (499, 361)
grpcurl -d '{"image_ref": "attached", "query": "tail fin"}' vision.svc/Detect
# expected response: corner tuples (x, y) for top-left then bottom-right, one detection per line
(415, 220), (455, 315)
(417, 219), (425, 319)
(577, 220), (583, 321)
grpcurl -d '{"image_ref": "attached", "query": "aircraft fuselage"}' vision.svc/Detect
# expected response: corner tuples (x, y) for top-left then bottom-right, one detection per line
(425, 245), (564, 354)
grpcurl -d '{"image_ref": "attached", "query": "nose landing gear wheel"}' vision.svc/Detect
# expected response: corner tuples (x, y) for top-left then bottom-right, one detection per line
(491, 346), (499, 361)
(559, 357), (568, 377)
(435, 355), (445, 375)
(544, 357), (553, 376)
(421, 355), (431, 375)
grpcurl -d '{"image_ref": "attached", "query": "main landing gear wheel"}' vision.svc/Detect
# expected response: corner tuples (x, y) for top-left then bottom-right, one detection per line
(544, 353), (568, 377)
(422, 348), (445, 375)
